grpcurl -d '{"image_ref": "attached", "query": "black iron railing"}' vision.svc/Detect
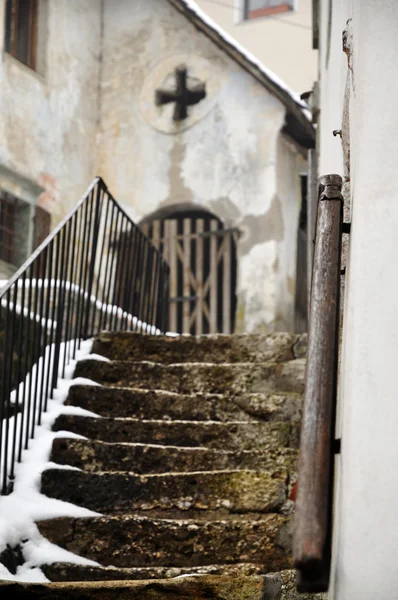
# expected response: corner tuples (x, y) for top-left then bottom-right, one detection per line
(293, 174), (344, 592)
(0, 177), (169, 495)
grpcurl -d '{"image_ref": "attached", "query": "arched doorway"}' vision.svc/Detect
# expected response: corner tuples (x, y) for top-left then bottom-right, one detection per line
(140, 204), (238, 335)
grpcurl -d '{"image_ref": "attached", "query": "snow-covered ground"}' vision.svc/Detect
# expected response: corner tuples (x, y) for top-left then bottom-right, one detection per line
(0, 339), (105, 583)
(0, 278), (162, 335)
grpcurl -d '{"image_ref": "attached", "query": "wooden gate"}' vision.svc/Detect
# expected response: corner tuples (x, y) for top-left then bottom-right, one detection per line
(141, 217), (238, 335)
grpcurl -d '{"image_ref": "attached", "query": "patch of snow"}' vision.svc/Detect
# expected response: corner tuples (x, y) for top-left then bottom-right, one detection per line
(82, 353), (110, 363)
(0, 278), (163, 335)
(0, 338), (102, 583)
(179, 0), (310, 115)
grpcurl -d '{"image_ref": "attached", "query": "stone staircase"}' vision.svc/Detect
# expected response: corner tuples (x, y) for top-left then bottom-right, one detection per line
(5, 332), (327, 599)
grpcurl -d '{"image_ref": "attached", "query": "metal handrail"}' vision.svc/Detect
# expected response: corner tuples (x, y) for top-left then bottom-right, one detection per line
(0, 177), (170, 495)
(293, 174), (343, 592)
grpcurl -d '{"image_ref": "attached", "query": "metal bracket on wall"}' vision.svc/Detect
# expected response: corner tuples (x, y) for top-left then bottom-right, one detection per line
(333, 439), (341, 455)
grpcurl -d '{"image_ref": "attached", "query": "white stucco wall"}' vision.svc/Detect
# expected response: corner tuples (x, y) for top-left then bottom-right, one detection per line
(98, 0), (306, 333)
(318, 1), (398, 598)
(0, 0), (101, 224)
(317, 0), (351, 176)
(195, 0), (317, 94)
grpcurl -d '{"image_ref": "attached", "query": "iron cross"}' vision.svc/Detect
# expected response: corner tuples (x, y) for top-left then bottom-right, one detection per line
(155, 64), (206, 121)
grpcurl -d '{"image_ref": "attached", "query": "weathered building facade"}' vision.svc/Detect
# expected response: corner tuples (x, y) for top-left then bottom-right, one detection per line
(0, 0), (314, 333)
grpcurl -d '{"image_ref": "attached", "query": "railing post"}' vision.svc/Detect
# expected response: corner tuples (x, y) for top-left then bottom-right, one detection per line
(293, 174), (343, 592)
(82, 183), (102, 339)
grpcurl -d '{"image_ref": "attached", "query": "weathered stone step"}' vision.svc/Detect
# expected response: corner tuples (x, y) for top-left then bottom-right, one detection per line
(42, 561), (266, 581)
(52, 415), (299, 450)
(1, 571), (325, 600)
(50, 438), (298, 474)
(66, 385), (302, 422)
(37, 514), (291, 570)
(92, 331), (307, 364)
(41, 468), (287, 515)
(73, 359), (305, 395)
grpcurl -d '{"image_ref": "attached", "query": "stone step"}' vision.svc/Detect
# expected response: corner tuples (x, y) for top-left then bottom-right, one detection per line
(92, 331), (307, 364)
(66, 385), (302, 422)
(42, 562), (266, 581)
(41, 468), (288, 515)
(50, 438), (298, 474)
(1, 571), (325, 600)
(52, 415), (299, 450)
(73, 359), (305, 395)
(37, 514), (291, 570)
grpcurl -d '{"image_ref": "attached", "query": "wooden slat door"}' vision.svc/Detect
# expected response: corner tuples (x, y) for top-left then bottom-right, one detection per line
(146, 217), (238, 335)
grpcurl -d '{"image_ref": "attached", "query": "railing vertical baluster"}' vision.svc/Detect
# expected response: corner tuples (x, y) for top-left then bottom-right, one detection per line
(138, 233), (149, 332)
(7, 280), (19, 489)
(83, 184), (102, 339)
(22, 265), (34, 450)
(162, 262), (170, 333)
(129, 227), (141, 330)
(121, 223), (133, 330)
(37, 248), (48, 424)
(115, 215), (128, 330)
(74, 191), (92, 350)
(100, 199), (116, 331)
(45, 240), (58, 405)
(28, 258), (41, 440)
(71, 208), (84, 355)
(51, 227), (67, 394)
(143, 245), (155, 331)
(1, 289), (15, 492)
(12, 272), (26, 468)
(108, 207), (122, 332)
(92, 189), (109, 334)
(64, 214), (77, 368)
(16, 271), (27, 463)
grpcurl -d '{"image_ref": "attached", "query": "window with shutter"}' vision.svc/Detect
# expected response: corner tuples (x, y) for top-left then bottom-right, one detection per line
(5, 0), (39, 70)
(0, 189), (50, 279)
(0, 191), (30, 279)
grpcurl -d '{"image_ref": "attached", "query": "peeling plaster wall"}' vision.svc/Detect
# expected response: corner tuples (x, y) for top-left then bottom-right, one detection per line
(98, 0), (305, 333)
(0, 0), (101, 225)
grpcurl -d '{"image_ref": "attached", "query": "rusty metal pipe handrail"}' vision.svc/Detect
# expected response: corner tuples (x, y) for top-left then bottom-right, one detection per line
(293, 174), (343, 593)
